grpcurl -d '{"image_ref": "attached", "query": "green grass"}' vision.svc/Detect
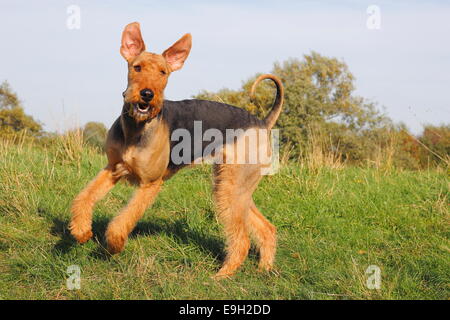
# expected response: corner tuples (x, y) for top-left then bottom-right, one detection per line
(0, 139), (448, 300)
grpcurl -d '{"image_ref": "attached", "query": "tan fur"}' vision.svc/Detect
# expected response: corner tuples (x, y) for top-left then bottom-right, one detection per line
(69, 22), (283, 279)
(212, 162), (273, 278)
(250, 74), (284, 129)
(123, 52), (169, 121)
(69, 168), (118, 243)
(248, 200), (277, 271)
(109, 119), (171, 184)
(105, 181), (162, 253)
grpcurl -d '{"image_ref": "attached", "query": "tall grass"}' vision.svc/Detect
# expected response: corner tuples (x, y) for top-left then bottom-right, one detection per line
(301, 126), (344, 171)
(54, 128), (85, 164)
(0, 131), (449, 299)
(367, 130), (396, 172)
(282, 126), (448, 173)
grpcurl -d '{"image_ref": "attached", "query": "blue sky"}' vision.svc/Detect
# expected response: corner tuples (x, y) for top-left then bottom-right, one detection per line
(0, 0), (449, 134)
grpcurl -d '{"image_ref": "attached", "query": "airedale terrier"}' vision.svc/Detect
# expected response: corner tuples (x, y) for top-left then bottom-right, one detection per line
(69, 22), (284, 278)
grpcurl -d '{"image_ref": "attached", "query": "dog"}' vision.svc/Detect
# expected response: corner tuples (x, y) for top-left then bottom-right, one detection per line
(69, 22), (284, 278)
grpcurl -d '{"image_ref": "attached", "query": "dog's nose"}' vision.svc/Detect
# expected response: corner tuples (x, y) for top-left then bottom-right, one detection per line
(140, 89), (154, 103)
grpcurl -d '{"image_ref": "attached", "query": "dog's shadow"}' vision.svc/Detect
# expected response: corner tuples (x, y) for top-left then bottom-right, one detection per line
(50, 213), (225, 262)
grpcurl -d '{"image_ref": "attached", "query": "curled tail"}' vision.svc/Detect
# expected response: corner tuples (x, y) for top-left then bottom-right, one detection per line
(250, 74), (284, 129)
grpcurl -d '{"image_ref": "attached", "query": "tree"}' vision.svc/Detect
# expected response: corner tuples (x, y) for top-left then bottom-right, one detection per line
(194, 52), (390, 159)
(417, 124), (450, 167)
(0, 81), (42, 135)
(83, 121), (107, 151)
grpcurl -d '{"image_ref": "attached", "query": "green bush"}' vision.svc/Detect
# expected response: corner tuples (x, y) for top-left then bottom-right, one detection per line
(0, 81), (42, 136)
(83, 121), (107, 151)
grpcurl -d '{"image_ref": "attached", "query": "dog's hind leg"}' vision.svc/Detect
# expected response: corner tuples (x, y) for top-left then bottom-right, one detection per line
(213, 164), (262, 279)
(70, 167), (117, 243)
(105, 180), (162, 254)
(248, 200), (277, 272)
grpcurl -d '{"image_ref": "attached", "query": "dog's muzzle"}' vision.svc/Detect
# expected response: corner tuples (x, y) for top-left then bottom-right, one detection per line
(134, 103), (151, 115)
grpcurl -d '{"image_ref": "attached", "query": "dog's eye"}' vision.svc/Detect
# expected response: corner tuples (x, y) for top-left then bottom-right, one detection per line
(133, 65), (141, 72)
(160, 70), (166, 75)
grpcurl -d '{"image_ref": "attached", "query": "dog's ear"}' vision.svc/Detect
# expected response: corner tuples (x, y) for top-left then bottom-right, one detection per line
(162, 33), (192, 72)
(120, 22), (146, 61)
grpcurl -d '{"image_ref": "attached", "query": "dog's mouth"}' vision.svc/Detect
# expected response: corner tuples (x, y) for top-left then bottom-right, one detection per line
(126, 101), (162, 121)
(134, 103), (151, 114)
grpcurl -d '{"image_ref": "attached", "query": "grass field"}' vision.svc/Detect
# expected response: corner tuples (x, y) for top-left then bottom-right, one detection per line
(0, 136), (448, 300)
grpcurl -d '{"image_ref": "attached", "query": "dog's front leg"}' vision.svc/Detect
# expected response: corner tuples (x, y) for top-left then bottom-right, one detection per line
(70, 167), (118, 243)
(105, 180), (162, 254)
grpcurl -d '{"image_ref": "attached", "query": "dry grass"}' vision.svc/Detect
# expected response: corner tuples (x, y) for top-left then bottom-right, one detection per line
(300, 126), (344, 171)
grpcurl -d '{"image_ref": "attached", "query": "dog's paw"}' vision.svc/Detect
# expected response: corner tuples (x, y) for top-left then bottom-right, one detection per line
(70, 225), (93, 244)
(105, 229), (126, 254)
(211, 273), (232, 281)
(212, 267), (235, 281)
(112, 163), (130, 179)
(257, 261), (273, 272)
(257, 263), (279, 277)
